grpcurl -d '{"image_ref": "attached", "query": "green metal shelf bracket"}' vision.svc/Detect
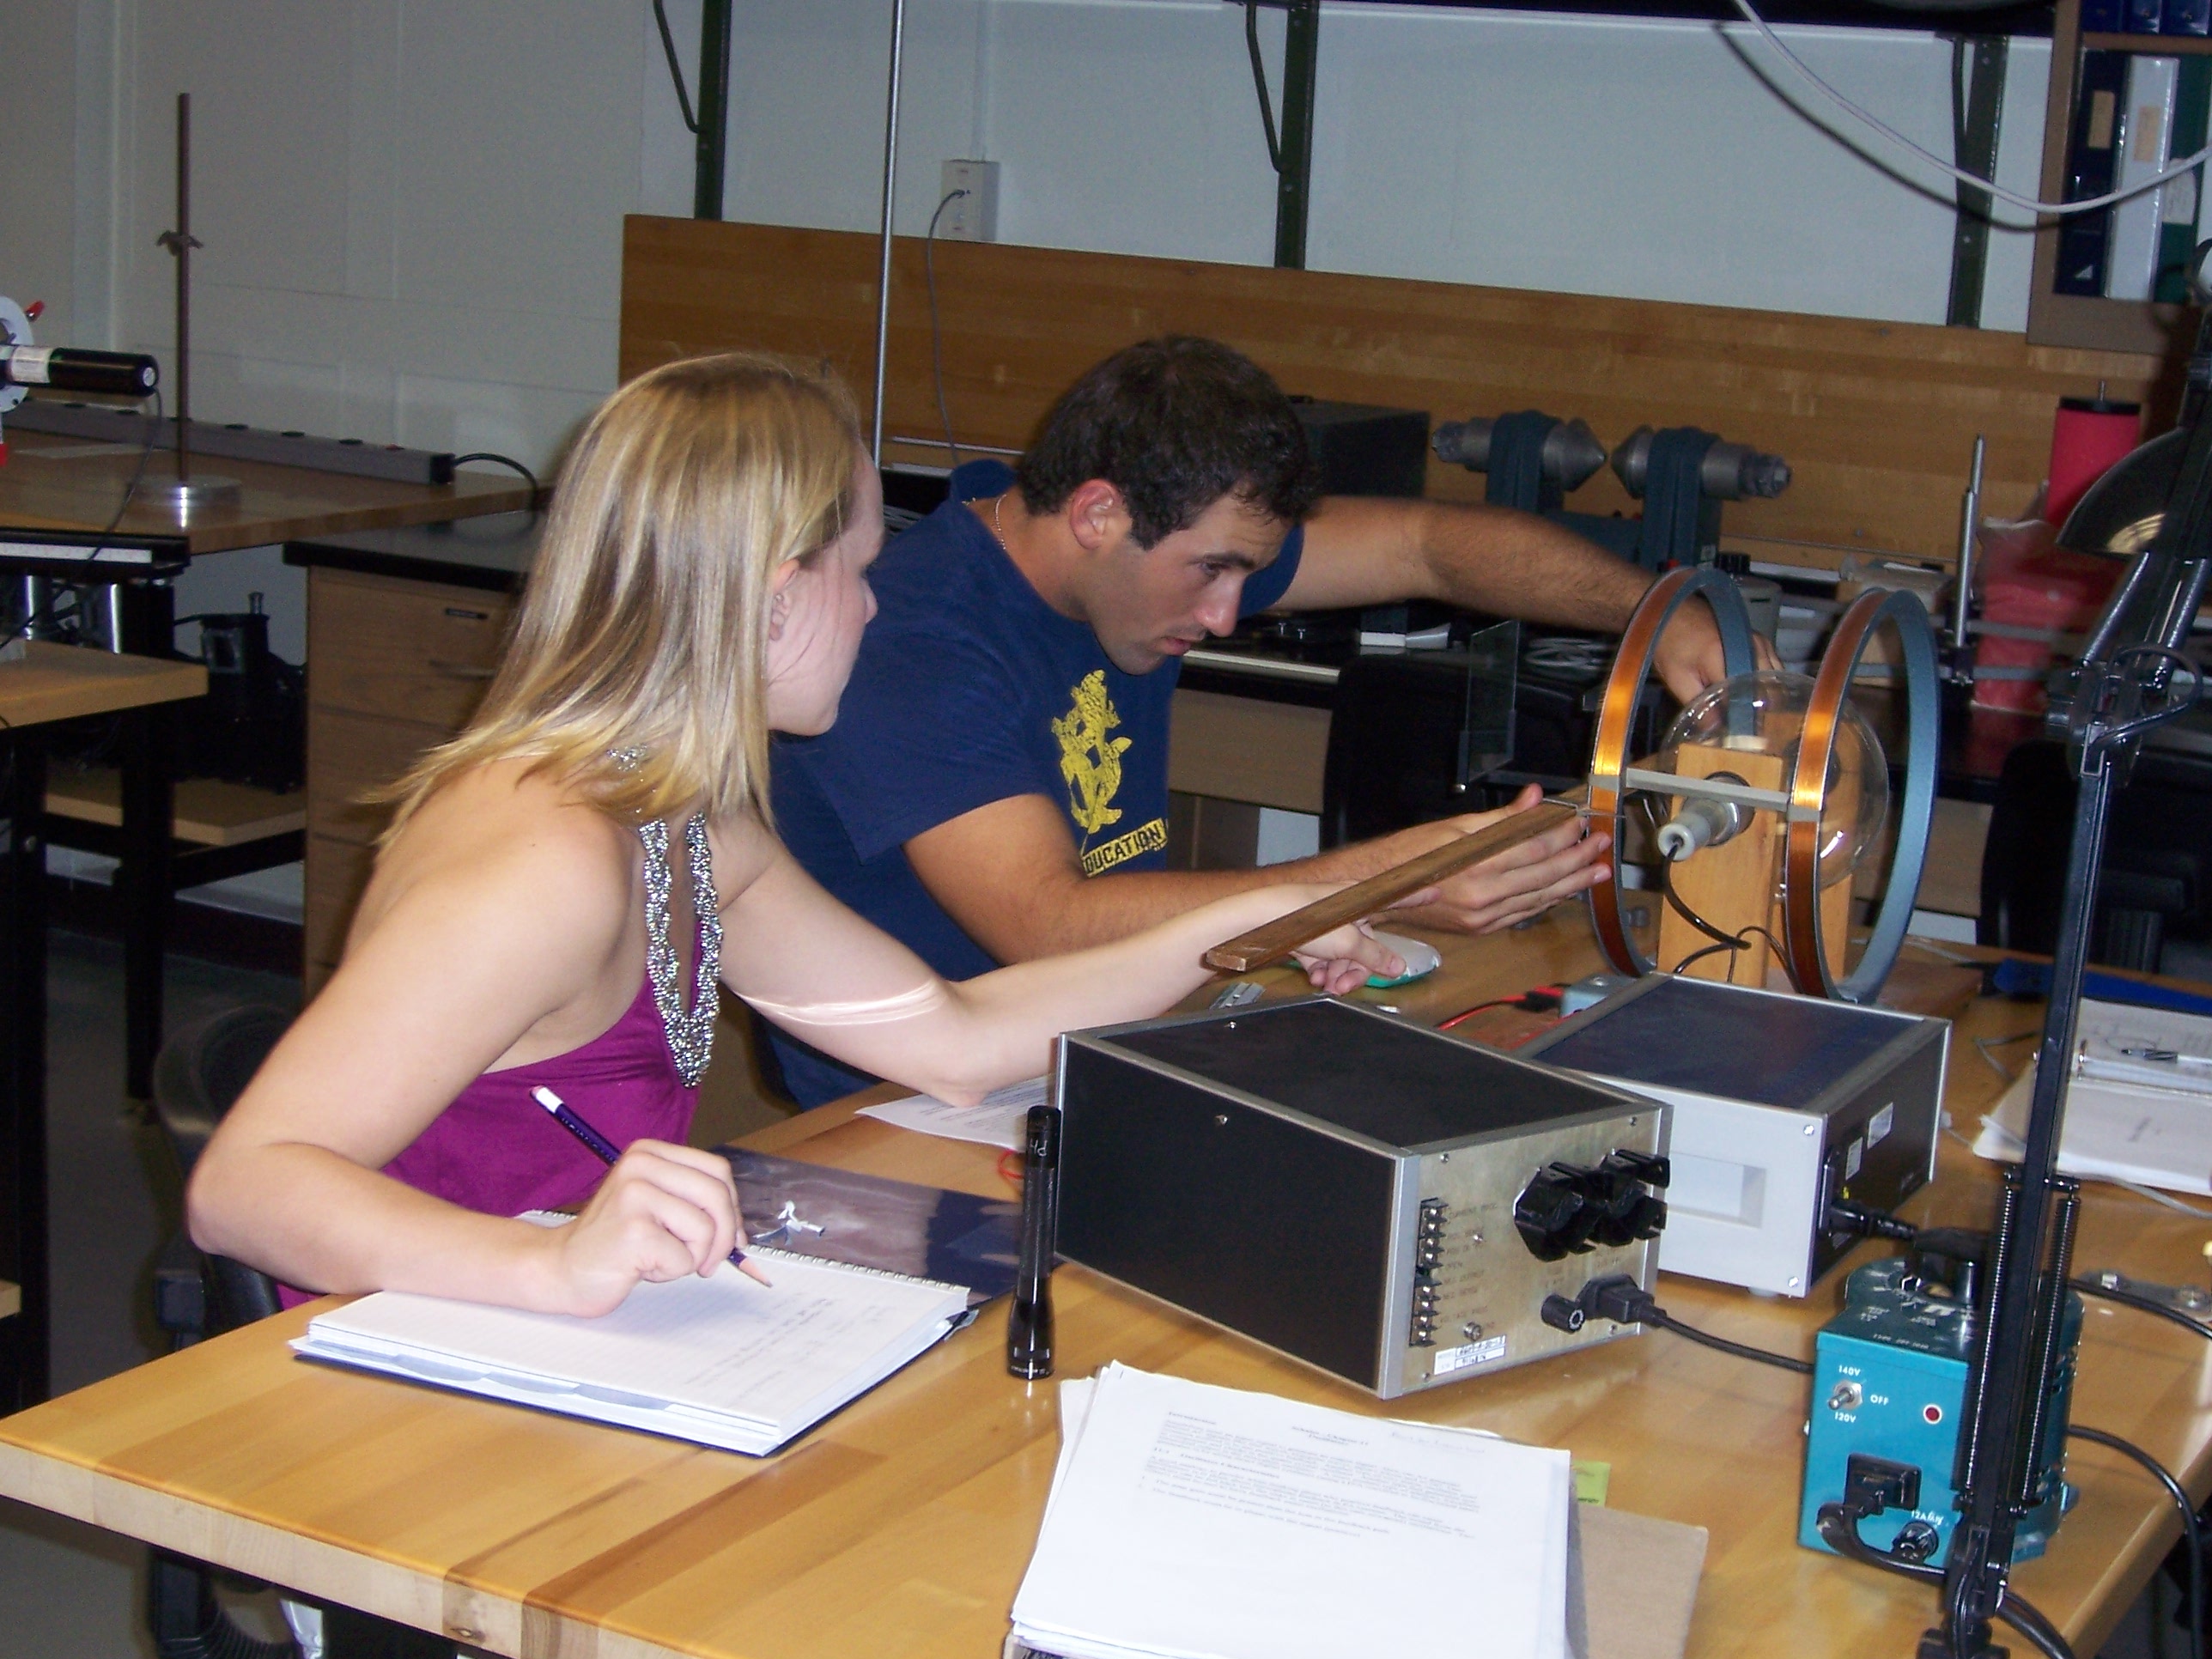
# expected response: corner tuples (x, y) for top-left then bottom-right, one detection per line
(1947, 33), (2008, 329)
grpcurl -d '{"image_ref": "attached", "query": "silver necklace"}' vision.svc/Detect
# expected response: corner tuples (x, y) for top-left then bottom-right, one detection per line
(638, 815), (720, 1087)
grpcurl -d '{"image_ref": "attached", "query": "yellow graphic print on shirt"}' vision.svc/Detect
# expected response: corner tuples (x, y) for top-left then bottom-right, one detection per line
(1053, 671), (1129, 835)
(1052, 671), (1169, 876)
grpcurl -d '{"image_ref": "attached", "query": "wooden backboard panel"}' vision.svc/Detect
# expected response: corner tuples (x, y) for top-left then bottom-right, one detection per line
(620, 214), (2182, 569)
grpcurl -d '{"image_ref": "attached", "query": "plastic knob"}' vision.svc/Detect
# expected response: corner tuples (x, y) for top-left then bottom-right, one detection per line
(1514, 1170), (1595, 1261)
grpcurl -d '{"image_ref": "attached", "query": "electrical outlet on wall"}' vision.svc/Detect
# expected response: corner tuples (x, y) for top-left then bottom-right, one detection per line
(937, 160), (1000, 243)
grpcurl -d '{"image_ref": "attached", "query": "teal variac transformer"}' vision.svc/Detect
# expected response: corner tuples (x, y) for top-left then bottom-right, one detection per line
(1800, 1258), (2080, 1565)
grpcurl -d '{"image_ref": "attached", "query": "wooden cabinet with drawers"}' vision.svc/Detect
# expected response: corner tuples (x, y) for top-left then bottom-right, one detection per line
(303, 567), (514, 992)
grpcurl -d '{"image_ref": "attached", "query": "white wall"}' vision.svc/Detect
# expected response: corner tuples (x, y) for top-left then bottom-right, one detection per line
(652, 0), (2050, 329)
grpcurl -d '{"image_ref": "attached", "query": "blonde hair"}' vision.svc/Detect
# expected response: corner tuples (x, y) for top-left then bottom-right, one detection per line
(384, 353), (861, 838)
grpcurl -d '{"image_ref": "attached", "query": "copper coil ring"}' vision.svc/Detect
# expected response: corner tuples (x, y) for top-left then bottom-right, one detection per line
(1589, 568), (1759, 977)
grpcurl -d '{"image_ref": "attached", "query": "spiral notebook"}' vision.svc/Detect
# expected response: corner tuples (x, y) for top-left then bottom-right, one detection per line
(294, 1226), (973, 1455)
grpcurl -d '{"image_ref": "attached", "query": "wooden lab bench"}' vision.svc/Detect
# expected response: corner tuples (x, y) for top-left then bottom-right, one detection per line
(0, 911), (2207, 1656)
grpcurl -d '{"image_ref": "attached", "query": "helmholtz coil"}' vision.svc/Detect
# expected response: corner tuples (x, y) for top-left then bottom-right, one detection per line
(1588, 568), (1940, 1002)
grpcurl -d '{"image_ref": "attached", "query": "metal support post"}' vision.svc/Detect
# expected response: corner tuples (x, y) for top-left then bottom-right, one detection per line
(694, 0), (732, 221)
(1273, 2), (1320, 270)
(871, 0), (908, 465)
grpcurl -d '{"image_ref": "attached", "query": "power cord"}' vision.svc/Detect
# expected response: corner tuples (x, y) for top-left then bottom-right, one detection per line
(1243, 2), (1283, 175)
(1564, 1273), (1813, 1375)
(924, 188), (967, 466)
(1727, 0), (2210, 217)
(450, 451), (541, 504)
(82, 385), (163, 568)
(2070, 1275), (2212, 1342)
(2068, 1425), (2203, 1659)
(1814, 1497), (2075, 1659)
(652, 0), (699, 134)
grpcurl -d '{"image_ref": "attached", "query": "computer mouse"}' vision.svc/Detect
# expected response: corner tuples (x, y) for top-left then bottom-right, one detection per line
(1365, 930), (1442, 988)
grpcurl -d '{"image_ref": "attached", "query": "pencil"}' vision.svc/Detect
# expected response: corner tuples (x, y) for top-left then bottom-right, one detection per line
(531, 1085), (771, 1286)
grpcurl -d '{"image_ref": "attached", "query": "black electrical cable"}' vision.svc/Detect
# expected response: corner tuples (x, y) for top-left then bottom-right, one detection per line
(449, 452), (540, 501)
(1997, 1588), (2077, 1659)
(2069, 1425), (2203, 1659)
(1658, 861), (1800, 988)
(1579, 1278), (1814, 1374)
(82, 385), (163, 568)
(652, 0), (700, 134)
(924, 187), (966, 468)
(1815, 1506), (2075, 1659)
(1243, 2), (1283, 174)
(2070, 1277), (2212, 1342)
(1644, 1308), (1814, 1374)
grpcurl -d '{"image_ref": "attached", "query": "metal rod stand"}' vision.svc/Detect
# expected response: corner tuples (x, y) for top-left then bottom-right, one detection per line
(870, 0), (907, 467)
(151, 92), (237, 518)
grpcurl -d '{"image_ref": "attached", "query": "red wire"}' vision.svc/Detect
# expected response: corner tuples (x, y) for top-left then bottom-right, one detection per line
(1437, 984), (1567, 1031)
(1437, 999), (1515, 1031)
(997, 1149), (1024, 1188)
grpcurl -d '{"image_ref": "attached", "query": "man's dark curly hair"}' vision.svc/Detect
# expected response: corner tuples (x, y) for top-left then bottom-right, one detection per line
(1012, 337), (1321, 548)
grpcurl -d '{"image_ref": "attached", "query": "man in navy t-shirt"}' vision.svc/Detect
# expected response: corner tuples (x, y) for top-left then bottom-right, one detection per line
(770, 338), (1735, 1104)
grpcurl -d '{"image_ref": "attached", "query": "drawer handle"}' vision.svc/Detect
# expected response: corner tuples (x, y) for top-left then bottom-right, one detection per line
(427, 659), (497, 680)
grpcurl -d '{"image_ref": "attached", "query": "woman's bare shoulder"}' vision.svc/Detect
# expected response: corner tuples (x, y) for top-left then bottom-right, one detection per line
(360, 763), (635, 941)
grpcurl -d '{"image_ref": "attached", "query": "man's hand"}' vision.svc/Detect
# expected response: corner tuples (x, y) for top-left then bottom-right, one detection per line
(1364, 785), (1610, 937)
(1650, 597), (1780, 702)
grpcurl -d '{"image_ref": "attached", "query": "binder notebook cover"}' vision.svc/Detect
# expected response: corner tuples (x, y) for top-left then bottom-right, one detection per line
(295, 1236), (974, 1456)
(2057, 52), (2131, 295)
(2158, 58), (2212, 299)
(719, 1147), (1020, 1307)
(2168, 0), (2210, 37)
(2083, 0), (2124, 29)
(2106, 55), (2180, 299)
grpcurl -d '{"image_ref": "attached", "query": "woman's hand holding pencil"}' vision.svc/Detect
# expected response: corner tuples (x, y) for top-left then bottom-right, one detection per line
(531, 1086), (771, 1316)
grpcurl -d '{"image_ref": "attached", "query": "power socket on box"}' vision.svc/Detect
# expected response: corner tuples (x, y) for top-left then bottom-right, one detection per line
(937, 160), (1000, 242)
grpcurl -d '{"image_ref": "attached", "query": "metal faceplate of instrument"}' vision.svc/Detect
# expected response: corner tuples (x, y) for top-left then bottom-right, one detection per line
(1389, 1106), (1666, 1395)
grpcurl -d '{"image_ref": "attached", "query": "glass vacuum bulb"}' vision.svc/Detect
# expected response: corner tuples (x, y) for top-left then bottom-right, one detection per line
(1652, 670), (1889, 888)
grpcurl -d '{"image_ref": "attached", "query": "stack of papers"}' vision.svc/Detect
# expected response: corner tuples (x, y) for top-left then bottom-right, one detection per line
(295, 1244), (971, 1456)
(1010, 1364), (1576, 1659)
(1973, 997), (2212, 1195)
(859, 1075), (1047, 1151)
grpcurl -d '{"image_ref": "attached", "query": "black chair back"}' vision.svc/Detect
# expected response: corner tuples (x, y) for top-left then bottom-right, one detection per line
(152, 1003), (291, 1335)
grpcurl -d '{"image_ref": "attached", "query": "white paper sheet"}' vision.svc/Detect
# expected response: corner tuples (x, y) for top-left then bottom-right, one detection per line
(1972, 1000), (2212, 1194)
(1011, 1364), (1570, 1659)
(859, 1075), (1047, 1151)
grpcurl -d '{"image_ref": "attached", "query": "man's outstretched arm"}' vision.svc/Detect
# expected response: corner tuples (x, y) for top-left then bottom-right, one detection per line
(1282, 495), (1757, 697)
(903, 786), (1609, 963)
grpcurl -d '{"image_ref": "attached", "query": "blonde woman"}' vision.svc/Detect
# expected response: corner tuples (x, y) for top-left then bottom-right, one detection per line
(187, 355), (1401, 1318)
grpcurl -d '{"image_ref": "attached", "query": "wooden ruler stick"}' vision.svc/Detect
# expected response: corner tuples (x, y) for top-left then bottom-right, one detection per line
(1202, 796), (1587, 974)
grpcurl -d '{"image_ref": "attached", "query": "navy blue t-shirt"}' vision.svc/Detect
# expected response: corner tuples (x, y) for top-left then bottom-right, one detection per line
(769, 459), (1304, 1105)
